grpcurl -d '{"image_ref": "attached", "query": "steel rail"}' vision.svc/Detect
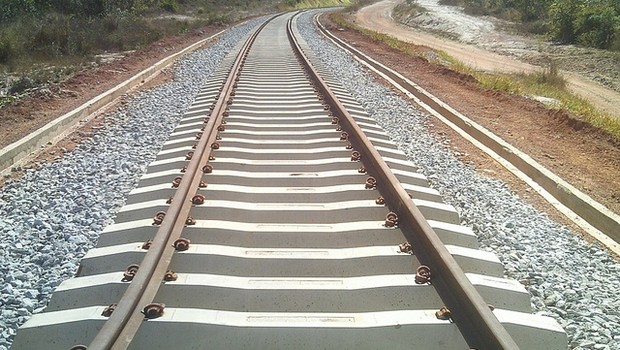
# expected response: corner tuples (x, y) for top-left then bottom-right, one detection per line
(85, 15), (279, 350)
(287, 11), (520, 350)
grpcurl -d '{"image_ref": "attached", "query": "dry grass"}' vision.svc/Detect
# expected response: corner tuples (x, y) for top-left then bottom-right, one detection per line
(279, 0), (352, 11)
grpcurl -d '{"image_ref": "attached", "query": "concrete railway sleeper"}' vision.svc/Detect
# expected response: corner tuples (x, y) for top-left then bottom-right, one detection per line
(12, 12), (566, 350)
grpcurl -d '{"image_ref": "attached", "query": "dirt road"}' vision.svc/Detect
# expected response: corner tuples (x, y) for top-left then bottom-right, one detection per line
(354, 0), (620, 118)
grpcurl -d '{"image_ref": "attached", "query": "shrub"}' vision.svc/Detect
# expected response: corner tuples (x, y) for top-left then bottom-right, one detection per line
(518, 20), (547, 34)
(439, 0), (464, 5)
(548, 0), (578, 44)
(0, 32), (18, 64)
(574, 6), (619, 49)
(31, 13), (73, 57)
(161, 0), (179, 13)
(9, 75), (36, 94)
(537, 58), (566, 88)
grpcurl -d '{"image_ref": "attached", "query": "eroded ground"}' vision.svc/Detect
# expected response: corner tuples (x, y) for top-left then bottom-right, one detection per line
(357, 0), (620, 118)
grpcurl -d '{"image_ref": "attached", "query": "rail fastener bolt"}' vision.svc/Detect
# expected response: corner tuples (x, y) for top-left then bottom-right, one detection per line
(435, 307), (452, 321)
(69, 345), (88, 350)
(399, 242), (413, 254)
(385, 212), (398, 227)
(141, 240), (153, 250)
(192, 194), (206, 205)
(101, 304), (118, 317)
(164, 270), (178, 282)
(202, 164), (213, 173)
(153, 211), (166, 225)
(171, 176), (182, 188)
(142, 303), (165, 319)
(173, 238), (191, 251)
(365, 176), (377, 189)
(415, 265), (432, 284)
(122, 264), (140, 282)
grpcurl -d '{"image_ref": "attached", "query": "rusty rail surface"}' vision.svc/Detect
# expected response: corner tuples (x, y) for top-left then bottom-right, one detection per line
(84, 15), (279, 350)
(287, 12), (519, 350)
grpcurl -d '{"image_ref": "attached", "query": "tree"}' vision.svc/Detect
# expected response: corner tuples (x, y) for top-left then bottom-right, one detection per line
(548, 0), (580, 43)
(548, 0), (620, 49)
(0, 0), (39, 22)
(574, 3), (619, 49)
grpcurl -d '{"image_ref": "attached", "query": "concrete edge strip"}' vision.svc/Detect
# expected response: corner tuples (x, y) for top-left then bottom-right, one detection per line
(0, 27), (232, 174)
(315, 14), (620, 256)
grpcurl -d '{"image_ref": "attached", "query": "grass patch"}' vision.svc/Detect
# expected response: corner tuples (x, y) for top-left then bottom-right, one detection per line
(0, 95), (17, 108)
(330, 11), (620, 140)
(393, 0), (429, 18)
(0, 0), (283, 106)
(278, 0), (353, 11)
(0, 13), (208, 102)
(442, 55), (620, 138)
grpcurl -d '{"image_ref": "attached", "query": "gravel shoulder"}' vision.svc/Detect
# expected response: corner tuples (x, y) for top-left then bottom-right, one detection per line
(355, 0), (620, 119)
(349, 0), (620, 224)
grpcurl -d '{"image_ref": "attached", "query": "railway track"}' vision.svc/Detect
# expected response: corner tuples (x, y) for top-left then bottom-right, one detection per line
(11, 12), (566, 349)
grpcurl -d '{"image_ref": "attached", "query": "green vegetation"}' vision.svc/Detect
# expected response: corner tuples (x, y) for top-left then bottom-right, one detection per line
(0, 0), (291, 105)
(393, 0), (429, 18)
(437, 0), (620, 50)
(347, 0), (376, 12)
(331, 11), (620, 139)
(0, 0), (362, 105)
(446, 56), (620, 138)
(0, 0), (277, 70)
(278, 0), (353, 11)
